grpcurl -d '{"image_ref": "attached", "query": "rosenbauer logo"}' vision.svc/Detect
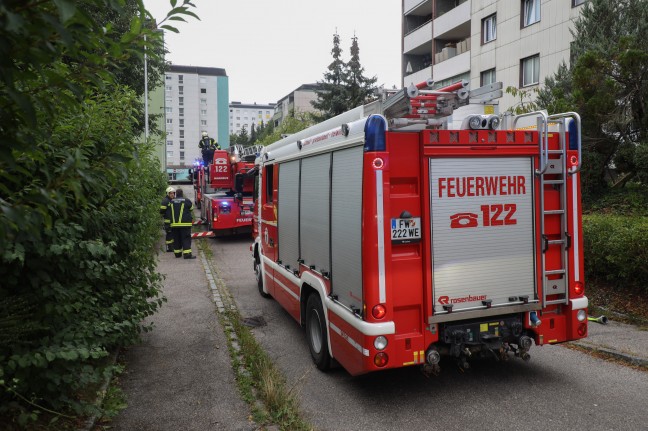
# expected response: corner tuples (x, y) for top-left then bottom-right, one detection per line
(438, 294), (487, 305)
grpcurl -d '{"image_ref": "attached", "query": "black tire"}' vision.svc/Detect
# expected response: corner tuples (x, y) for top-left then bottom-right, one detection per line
(255, 255), (271, 298)
(305, 294), (332, 371)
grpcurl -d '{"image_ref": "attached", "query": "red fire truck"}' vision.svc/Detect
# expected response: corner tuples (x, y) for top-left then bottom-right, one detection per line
(194, 145), (260, 236)
(251, 80), (587, 376)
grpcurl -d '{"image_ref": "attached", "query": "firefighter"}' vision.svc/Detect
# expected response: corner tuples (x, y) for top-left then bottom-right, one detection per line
(198, 131), (220, 165)
(169, 188), (196, 259)
(160, 186), (176, 252)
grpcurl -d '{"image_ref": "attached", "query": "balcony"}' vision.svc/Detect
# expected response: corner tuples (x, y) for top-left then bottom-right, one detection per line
(404, 20), (432, 55)
(404, 66), (433, 87)
(434, 0), (471, 40)
(404, 0), (432, 16)
(433, 50), (470, 82)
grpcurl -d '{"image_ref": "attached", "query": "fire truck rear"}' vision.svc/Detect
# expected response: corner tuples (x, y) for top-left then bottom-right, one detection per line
(251, 80), (587, 375)
(195, 145), (260, 236)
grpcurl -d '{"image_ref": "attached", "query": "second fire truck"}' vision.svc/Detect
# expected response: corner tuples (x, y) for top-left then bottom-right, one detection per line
(251, 80), (587, 376)
(194, 145), (261, 236)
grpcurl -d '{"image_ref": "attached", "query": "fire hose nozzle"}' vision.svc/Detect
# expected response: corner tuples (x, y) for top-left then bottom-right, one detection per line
(587, 315), (609, 325)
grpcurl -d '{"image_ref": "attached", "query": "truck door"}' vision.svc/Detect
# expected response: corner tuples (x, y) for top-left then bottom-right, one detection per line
(260, 164), (277, 293)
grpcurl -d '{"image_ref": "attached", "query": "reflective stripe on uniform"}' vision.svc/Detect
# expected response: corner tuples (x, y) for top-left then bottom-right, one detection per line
(183, 249), (192, 254)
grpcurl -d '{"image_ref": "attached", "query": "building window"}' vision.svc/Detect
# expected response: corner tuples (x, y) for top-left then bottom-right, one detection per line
(573, 0), (585, 5)
(482, 14), (496, 44)
(167, 150), (173, 158)
(165, 85), (172, 91)
(165, 75), (172, 81)
(201, 98), (207, 105)
(521, 54), (540, 87)
(178, 97), (183, 106)
(178, 85), (183, 95)
(522, 0), (540, 27)
(201, 120), (207, 126)
(178, 74), (183, 83)
(179, 108), (184, 117)
(180, 151), (185, 161)
(166, 140), (173, 146)
(166, 118), (172, 124)
(180, 140), (184, 149)
(481, 68), (496, 86)
(165, 107), (172, 113)
(201, 109), (207, 116)
(166, 130), (172, 136)
(200, 88), (206, 93)
(179, 130), (184, 138)
(179, 119), (184, 127)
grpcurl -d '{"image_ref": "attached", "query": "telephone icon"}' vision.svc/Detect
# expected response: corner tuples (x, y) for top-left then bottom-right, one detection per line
(450, 212), (478, 229)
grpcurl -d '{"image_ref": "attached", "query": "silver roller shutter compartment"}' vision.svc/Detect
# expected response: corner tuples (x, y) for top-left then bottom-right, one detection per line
(331, 146), (363, 310)
(300, 154), (331, 274)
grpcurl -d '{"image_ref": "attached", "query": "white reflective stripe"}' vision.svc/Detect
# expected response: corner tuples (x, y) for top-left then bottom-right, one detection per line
(273, 275), (299, 301)
(571, 296), (588, 310)
(323, 289), (395, 336)
(376, 170), (386, 303)
(329, 322), (370, 356)
(262, 256), (300, 301)
(572, 177), (580, 281)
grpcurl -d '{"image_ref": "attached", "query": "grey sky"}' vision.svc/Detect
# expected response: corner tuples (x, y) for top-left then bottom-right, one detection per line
(144, 0), (402, 104)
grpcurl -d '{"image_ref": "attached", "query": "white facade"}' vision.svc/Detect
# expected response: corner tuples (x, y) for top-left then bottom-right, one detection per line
(164, 65), (229, 168)
(402, 0), (586, 111)
(272, 84), (321, 126)
(229, 102), (275, 135)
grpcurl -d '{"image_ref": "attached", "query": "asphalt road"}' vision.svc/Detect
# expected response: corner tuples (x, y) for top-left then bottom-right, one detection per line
(208, 234), (648, 431)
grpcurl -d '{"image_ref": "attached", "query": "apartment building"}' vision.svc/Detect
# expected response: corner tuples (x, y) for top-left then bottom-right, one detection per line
(229, 102), (275, 135)
(402, 0), (586, 111)
(164, 65), (229, 168)
(271, 83), (321, 126)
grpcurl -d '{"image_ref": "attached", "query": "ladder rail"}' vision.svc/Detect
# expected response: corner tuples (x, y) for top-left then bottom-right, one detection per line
(548, 112), (582, 173)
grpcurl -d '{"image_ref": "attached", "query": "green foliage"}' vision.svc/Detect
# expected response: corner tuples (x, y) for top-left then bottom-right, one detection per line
(0, 0), (197, 422)
(583, 214), (648, 292)
(255, 111), (316, 146)
(313, 32), (378, 120)
(346, 36), (378, 111)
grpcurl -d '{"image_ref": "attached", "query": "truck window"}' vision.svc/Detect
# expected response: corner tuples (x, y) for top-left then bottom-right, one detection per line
(265, 165), (274, 203)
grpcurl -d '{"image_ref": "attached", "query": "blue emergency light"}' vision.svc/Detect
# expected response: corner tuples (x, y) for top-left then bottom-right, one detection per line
(364, 115), (387, 152)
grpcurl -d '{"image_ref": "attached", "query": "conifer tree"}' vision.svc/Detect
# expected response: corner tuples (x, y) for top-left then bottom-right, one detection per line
(312, 31), (349, 120)
(346, 35), (378, 109)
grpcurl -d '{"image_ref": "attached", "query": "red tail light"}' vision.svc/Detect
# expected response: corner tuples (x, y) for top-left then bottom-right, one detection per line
(374, 352), (388, 367)
(577, 323), (587, 337)
(372, 304), (386, 319)
(574, 281), (584, 296)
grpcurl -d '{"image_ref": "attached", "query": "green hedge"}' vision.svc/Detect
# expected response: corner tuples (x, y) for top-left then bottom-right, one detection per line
(583, 214), (648, 292)
(0, 89), (166, 421)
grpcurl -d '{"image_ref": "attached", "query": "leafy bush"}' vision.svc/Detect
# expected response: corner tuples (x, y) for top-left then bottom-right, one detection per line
(583, 214), (648, 292)
(0, 0), (198, 423)
(0, 87), (167, 419)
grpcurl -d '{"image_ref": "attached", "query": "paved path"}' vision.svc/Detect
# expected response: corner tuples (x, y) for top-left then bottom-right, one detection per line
(110, 242), (254, 431)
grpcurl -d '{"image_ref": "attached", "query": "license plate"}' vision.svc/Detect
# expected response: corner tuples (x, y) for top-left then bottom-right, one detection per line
(391, 217), (421, 244)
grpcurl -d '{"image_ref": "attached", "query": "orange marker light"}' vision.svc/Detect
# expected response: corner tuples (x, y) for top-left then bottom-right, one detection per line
(372, 304), (386, 319)
(374, 352), (388, 368)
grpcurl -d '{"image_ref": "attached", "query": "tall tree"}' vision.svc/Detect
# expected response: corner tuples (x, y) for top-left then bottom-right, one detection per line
(536, 0), (648, 197)
(312, 31), (349, 120)
(346, 35), (378, 109)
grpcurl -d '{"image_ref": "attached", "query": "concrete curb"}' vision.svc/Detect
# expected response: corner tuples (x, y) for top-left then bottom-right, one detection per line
(570, 341), (648, 368)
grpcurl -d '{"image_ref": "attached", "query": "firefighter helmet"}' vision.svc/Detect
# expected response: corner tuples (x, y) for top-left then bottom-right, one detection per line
(202, 131), (208, 138)
(166, 186), (176, 194)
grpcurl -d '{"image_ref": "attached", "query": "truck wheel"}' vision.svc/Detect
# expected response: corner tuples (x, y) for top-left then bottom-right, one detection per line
(305, 294), (332, 371)
(255, 255), (271, 298)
